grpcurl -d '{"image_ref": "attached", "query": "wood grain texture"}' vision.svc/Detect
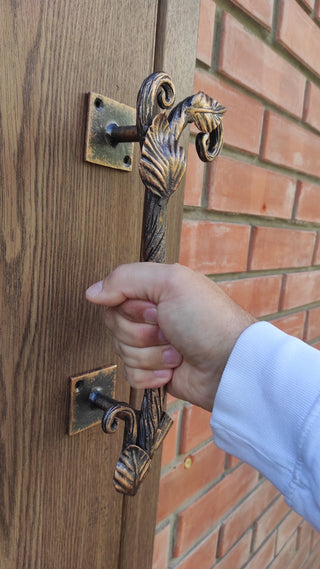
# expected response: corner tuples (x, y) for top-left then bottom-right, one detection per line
(0, 1), (158, 568)
(119, 2), (201, 568)
(154, 0), (202, 264)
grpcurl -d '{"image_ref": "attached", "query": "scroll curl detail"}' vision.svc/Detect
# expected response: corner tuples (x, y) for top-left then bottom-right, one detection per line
(102, 402), (138, 449)
(139, 89), (225, 199)
(168, 90), (225, 159)
(136, 72), (175, 144)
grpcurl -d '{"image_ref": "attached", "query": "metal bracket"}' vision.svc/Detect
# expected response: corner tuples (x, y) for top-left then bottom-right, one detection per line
(84, 92), (136, 171)
(69, 365), (117, 435)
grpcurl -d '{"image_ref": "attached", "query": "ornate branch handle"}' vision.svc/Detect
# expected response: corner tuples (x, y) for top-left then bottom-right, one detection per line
(91, 72), (226, 495)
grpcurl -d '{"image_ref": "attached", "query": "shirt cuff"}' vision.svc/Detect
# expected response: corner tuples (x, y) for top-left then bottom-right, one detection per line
(211, 321), (320, 500)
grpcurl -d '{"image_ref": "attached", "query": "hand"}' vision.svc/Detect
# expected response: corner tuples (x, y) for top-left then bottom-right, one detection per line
(86, 263), (255, 411)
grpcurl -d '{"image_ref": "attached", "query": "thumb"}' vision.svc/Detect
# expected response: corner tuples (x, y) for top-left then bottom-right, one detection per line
(85, 262), (171, 307)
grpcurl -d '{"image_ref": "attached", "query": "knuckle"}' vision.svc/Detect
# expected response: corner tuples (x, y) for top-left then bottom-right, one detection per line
(104, 308), (114, 327)
(165, 263), (187, 292)
(112, 338), (122, 357)
(135, 326), (150, 348)
(125, 367), (150, 389)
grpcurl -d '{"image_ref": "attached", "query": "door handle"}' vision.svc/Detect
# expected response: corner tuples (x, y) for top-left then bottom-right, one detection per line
(70, 72), (226, 495)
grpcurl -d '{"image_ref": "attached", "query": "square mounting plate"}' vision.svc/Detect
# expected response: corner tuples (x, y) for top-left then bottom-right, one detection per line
(84, 92), (136, 171)
(69, 364), (117, 435)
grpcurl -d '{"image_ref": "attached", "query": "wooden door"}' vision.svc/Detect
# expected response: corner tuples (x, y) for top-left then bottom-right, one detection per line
(0, 1), (200, 568)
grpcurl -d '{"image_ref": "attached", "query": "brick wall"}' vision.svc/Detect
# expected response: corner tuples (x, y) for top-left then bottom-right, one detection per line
(152, 1), (320, 568)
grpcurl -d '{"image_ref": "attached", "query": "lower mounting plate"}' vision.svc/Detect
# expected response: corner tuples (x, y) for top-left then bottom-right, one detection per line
(69, 364), (117, 435)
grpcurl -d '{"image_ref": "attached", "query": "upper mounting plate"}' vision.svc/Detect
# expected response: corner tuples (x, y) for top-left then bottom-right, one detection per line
(84, 92), (135, 171)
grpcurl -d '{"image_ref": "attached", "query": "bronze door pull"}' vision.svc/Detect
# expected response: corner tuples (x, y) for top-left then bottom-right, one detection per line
(70, 72), (226, 495)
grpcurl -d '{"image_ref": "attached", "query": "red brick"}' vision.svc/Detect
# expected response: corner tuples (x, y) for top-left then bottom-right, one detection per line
(297, 521), (313, 549)
(229, 0), (273, 28)
(161, 409), (180, 467)
(262, 111), (320, 177)
(276, 510), (303, 554)
(295, 181), (320, 222)
(174, 463), (259, 556)
(219, 13), (305, 117)
(214, 531), (252, 569)
(296, 521), (313, 561)
(157, 441), (225, 523)
(166, 393), (177, 406)
(267, 531), (297, 569)
(196, 0), (216, 66)
(226, 454), (241, 468)
(310, 527), (320, 550)
(313, 233), (320, 265)
(253, 496), (290, 549)
(173, 528), (219, 569)
(304, 82), (320, 133)
(281, 270), (320, 310)
(179, 405), (212, 454)
(289, 541), (314, 569)
(272, 311), (306, 339)
(152, 524), (171, 569)
(179, 220), (250, 274)
(277, 0), (320, 78)
(184, 143), (205, 207)
(306, 306), (320, 340)
(303, 541), (320, 569)
(300, 0), (314, 9)
(207, 155), (296, 218)
(244, 533), (277, 569)
(218, 479), (278, 557)
(194, 70), (264, 155)
(249, 226), (316, 270)
(311, 340), (320, 349)
(219, 275), (282, 317)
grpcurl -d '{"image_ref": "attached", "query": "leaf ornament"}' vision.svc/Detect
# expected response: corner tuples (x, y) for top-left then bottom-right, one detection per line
(114, 445), (151, 496)
(139, 112), (186, 200)
(186, 91), (226, 132)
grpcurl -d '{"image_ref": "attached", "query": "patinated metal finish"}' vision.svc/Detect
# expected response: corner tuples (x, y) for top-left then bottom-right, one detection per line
(84, 93), (135, 171)
(69, 365), (117, 435)
(89, 389), (172, 495)
(90, 72), (226, 495)
(76, 72), (225, 495)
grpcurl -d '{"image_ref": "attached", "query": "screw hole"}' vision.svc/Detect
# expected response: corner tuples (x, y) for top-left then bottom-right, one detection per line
(123, 155), (131, 167)
(75, 380), (85, 393)
(94, 98), (103, 110)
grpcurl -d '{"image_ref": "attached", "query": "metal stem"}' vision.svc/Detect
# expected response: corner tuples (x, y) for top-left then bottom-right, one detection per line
(89, 389), (116, 411)
(106, 124), (139, 144)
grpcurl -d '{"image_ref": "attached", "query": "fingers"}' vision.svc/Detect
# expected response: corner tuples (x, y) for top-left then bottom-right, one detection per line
(123, 366), (174, 389)
(85, 262), (178, 306)
(104, 298), (182, 387)
(115, 299), (158, 324)
(113, 340), (182, 370)
(105, 308), (167, 348)
(112, 339), (182, 389)
(104, 297), (168, 348)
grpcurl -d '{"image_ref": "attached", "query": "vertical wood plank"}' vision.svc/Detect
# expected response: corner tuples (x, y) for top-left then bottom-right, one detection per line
(0, 2), (159, 568)
(118, 2), (201, 568)
(155, 0), (202, 264)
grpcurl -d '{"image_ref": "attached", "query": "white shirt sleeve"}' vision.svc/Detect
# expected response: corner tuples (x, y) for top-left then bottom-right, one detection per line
(211, 321), (320, 531)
